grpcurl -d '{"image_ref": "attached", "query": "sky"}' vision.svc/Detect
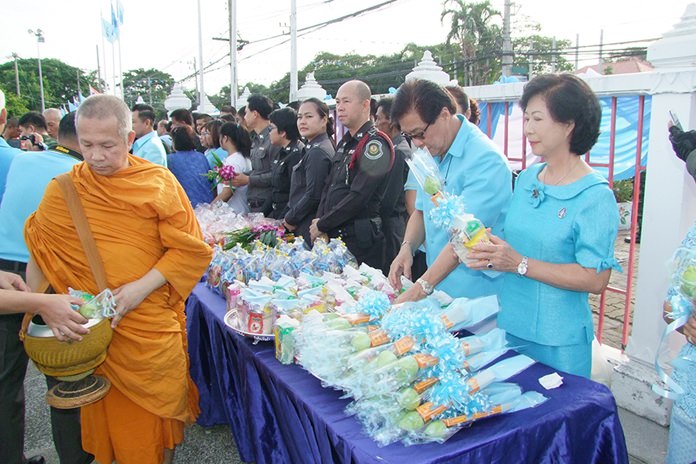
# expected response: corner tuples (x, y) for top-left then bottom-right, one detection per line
(0, 0), (692, 102)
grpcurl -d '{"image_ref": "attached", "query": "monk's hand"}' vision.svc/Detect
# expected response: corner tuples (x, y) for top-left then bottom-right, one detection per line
(111, 270), (167, 328)
(0, 270), (30, 291)
(35, 294), (89, 342)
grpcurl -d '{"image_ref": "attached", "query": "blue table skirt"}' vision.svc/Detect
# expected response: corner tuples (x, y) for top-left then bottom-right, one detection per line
(186, 283), (629, 464)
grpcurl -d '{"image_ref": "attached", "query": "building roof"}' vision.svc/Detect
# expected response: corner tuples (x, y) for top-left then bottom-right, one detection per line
(576, 57), (654, 75)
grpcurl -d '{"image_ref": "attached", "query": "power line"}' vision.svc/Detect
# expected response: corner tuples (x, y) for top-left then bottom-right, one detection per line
(176, 0), (400, 83)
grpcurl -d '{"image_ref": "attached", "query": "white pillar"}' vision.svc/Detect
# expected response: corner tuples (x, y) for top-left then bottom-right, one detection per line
(611, 3), (696, 425)
(289, 0), (298, 103)
(197, 0), (205, 111)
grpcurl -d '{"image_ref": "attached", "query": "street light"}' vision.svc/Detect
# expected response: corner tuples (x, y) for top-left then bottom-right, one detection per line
(28, 28), (45, 112)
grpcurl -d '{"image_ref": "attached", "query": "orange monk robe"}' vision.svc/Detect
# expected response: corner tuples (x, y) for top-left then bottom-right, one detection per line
(25, 156), (212, 463)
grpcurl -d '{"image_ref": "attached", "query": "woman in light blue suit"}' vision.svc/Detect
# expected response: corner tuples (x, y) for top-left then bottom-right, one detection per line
(469, 74), (620, 377)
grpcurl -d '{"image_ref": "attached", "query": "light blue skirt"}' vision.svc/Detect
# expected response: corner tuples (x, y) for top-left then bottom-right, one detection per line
(667, 405), (696, 464)
(506, 333), (591, 378)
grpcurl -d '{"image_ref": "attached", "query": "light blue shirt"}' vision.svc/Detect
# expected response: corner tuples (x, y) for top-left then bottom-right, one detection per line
(415, 115), (512, 298)
(205, 147), (228, 169)
(498, 163), (620, 346)
(0, 137), (22, 204)
(132, 130), (167, 167)
(0, 149), (81, 262)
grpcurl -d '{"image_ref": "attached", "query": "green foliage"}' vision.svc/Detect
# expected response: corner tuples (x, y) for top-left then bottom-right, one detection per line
(122, 68), (175, 115)
(0, 84), (30, 118)
(441, 0), (502, 85)
(0, 58), (100, 112)
(612, 179), (634, 203)
(513, 34), (574, 76)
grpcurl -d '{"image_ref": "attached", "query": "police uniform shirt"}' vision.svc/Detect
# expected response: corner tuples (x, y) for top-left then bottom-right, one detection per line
(285, 133), (335, 234)
(266, 139), (305, 219)
(316, 121), (393, 234)
(248, 124), (282, 207)
(379, 134), (411, 218)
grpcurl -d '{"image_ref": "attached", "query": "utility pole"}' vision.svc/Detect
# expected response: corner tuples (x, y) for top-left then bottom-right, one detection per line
(11, 52), (20, 96)
(290, 0), (298, 103)
(501, 0), (513, 77)
(229, 0), (238, 107)
(77, 69), (82, 100)
(575, 34), (579, 71)
(28, 29), (45, 112)
(551, 37), (557, 73)
(599, 29), (604, 65)
(96, 45), (102, 91)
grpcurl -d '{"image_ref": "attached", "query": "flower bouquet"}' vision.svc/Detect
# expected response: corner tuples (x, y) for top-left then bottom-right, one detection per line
(205, 152), (237, 190)
(405, 148), (493, 267)
(224, 223), (286, 251)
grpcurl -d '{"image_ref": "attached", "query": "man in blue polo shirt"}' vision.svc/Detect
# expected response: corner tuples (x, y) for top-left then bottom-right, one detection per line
(131, 103), (167, 166)
(0, 111), (93, 464)
(0, 90), (22, 204)
(389, 79), (512, 301)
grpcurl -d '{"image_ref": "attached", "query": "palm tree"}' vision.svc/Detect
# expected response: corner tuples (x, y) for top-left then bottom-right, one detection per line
(441, 0), (501, 85)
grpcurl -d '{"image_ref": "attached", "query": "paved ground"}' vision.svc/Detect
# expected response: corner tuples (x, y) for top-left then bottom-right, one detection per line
(590, 229), (639, 350)
(24, 229), (665, 463)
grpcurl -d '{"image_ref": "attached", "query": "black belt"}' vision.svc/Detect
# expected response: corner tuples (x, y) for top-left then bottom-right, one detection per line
(329, 217), (382, 240)
(248, 198), (265, 208)
(0, 258), (27, 272)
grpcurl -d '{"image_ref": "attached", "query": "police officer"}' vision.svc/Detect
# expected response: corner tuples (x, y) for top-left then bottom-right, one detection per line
(265, 107), (304, 219)
(374, 97), (412, 276)
(230, 94), (281, 214)
(310, 80), (394, 270)
(284, 98), (336, 243)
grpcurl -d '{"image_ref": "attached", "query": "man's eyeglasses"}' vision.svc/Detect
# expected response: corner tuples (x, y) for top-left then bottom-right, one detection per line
(401, 121), (431, 140)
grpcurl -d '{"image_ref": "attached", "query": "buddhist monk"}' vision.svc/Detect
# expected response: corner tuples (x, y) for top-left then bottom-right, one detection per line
(24, 95), (213, 464)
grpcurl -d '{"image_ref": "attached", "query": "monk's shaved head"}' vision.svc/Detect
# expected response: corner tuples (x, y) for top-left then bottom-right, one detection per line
(76, 95), (132, 140)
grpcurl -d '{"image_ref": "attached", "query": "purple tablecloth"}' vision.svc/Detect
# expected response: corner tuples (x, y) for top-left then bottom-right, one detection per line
(186, 283), (628, 464)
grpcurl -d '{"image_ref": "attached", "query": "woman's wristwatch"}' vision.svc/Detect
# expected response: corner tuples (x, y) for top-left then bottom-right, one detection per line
(416, 277), (434, 295)
(517, 256), (529, 276)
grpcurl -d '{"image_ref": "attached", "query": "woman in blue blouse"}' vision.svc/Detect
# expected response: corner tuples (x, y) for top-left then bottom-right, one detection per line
(167, 125), (214, 207)
(469, 73), (619, 377)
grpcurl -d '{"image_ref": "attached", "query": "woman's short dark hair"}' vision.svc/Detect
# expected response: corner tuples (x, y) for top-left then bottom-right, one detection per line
(300, 97), (335, 138)
(219, 122), (252, 157)
(519, 73), (601, 156)
(269, 107), (300, 142)
(171, 125), (196, 152)
(468, 98), (480, 125)
(445, 85), (470, 115)
(391, 79), (456, 126)
(205, 119), (223, 149)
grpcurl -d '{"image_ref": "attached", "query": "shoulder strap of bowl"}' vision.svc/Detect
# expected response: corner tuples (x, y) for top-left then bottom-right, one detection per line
(20, 174), (109, 341)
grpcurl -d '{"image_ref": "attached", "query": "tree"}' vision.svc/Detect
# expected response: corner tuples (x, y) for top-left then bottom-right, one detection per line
(441, 0), (502, 85)
(0, 84), (30, 118)
(513, 34), (574, 77)
(122, 68), (174, 114)
(0, 58), (100, 113)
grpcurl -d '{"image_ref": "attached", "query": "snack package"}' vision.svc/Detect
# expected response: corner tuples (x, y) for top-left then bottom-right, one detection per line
(275, 315), (300, 364)
(68, 288), (117, 320)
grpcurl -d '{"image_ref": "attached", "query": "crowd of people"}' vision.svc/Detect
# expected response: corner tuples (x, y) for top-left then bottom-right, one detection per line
(0, 71), (691, 464)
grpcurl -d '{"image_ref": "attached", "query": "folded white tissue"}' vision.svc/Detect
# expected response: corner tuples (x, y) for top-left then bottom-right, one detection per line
(539, 372), (564, 390)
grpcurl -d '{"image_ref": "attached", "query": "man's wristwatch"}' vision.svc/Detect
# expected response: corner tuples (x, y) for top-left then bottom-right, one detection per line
(416, 277), (434, 295)
(517, 256), (529, 276)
